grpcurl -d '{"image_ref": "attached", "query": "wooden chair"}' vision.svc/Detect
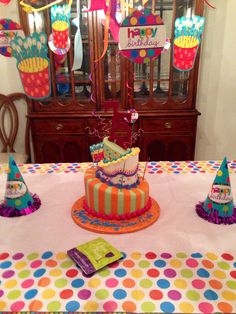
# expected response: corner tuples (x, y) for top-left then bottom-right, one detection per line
(0, 93), (31, 164)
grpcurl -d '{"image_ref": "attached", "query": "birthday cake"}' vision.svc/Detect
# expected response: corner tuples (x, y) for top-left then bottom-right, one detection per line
(72, 138), (160, 233)
(84, 136), (150, 220)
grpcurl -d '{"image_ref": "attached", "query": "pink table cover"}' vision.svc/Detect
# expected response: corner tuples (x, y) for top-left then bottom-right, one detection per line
(0, 161), (236, 313)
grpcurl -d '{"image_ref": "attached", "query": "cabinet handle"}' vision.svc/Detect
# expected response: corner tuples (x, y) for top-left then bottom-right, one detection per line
(164, 122), (172, 129)
(55, 123), (64, 131)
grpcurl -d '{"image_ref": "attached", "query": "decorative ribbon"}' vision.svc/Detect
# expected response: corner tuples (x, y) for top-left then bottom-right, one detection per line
(203, 0), (216, 9)
(95, 1), (110, 62)
(72, 0), (83, 71)
(20, 0), (73, 13)
(87, 0), (120, 43)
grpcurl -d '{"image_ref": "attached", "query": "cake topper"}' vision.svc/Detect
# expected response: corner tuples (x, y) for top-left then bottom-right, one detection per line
(104, 100), (132, 149)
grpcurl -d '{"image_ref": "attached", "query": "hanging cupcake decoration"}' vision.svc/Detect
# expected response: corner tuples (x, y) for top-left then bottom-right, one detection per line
(11, 32), (51, 99)
(48, 3), (71, 55)
(173, 16), (205, 71)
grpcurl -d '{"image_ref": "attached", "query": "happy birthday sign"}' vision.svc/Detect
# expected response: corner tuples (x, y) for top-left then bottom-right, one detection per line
(6, 181), (27, 199)
(119, 9), (167, 64)
(209, 184), (232, 204)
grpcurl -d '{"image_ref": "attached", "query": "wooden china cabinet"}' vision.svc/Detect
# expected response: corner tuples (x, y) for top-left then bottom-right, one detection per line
(19, 0), (204, 163)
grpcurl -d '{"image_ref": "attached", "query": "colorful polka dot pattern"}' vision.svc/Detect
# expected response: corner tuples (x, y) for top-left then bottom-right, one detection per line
(120, 9), (165, 64)
(19, 65), (51, 100)
(1, 161), (236, 175)
(0, 251), (236, 313)
(0, 19), (22, 58)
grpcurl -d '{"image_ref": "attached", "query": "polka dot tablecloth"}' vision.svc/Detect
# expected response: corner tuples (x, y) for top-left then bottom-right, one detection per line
(0, 251), (236, 313)
(1, 160), (236, 175)
(1, 161), (236, 313)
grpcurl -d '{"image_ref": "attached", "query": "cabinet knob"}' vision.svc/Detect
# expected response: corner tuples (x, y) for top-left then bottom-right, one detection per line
(164, 122), (172, 129)
(55, 123), (64, 131)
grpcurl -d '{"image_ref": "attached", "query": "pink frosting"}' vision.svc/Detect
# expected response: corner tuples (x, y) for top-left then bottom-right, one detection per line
(83, 198), (152, 220)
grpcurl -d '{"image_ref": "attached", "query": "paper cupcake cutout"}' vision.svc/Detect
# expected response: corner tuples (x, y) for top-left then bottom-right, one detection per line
(0, 19), (24, 57)
(0, 156), (41, 217)
(0, 0), (11, 5)
(48, 4), (71, 55)
(196, 157), (236, 225)
(119, 9), (167, 64)
(10, 32), (51, 100)
(173, 16), (205, 71)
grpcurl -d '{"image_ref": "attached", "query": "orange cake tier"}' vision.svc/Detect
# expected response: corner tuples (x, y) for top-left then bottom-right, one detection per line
(84, 167), (150, 220)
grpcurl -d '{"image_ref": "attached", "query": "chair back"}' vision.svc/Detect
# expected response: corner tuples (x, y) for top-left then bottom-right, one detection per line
(0, 93), (31, 158)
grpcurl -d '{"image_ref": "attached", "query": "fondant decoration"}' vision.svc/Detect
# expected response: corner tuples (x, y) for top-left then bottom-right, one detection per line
(48, 3), (71, 55)
(124, 109), (139, 124)
(67, 237), (123, 275)
(0, 0), (11, 5)
(0, 155), (41, 217)
(104, 100), (132, 149)
(71, 0), (83, 71)
(0, 19), (24, 57)
(119, 9), (167, 64)
(11, 32), (51, 100)
(90, 142), (104, 163)
(19, 0), (70, 13)
(196, 157), (236, 225)
(173, 16), (205, 71)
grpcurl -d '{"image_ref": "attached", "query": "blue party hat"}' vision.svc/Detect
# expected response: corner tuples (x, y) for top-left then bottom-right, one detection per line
(196, 157), (236, 224)
(0, 155), (41, 217)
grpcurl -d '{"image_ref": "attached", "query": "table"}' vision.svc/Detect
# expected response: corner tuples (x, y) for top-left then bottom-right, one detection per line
(1, 161), (236, 313)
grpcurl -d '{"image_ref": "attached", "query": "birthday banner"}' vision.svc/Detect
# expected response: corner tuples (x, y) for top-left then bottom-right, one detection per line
(119, 9), (167, 64)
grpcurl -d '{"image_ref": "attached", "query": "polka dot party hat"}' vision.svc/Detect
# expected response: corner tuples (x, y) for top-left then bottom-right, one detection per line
(0, 155), (41, 217)
(196, 157), (236, 224)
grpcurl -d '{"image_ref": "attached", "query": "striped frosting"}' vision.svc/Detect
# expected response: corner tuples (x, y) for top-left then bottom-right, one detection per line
(84, 168), (149, 216)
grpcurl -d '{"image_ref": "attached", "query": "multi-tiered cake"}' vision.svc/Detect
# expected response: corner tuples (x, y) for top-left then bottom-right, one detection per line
(71, 136), (160, 234)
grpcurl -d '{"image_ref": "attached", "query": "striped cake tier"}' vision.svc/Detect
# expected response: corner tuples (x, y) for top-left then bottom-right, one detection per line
(84, 168), (150, 219)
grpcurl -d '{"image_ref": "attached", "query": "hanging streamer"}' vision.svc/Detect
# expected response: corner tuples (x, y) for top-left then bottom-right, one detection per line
(108, 0), (120, 42)
(87, 0), (120, 44)
(95, 0), (110, 62)
(20, 0), (64, 13)
(72, 0), (83, 71)
(20, 0), (73, 13)
(203, 0), (216, 9)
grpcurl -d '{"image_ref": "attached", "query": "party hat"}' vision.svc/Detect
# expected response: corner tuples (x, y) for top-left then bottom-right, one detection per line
(0, 155), (41, 217)
(196, 157), (236, 224)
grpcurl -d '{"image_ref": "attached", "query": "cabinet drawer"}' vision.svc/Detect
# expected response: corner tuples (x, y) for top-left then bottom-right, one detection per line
(31, 119), (86, 134)
(141, 117), (195, 132)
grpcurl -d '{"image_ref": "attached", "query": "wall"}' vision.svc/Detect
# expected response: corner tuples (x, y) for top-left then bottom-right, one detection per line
(0, 1), (27, 155)
(0, 0), (236, 160)
(195, 0), (236, 160)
